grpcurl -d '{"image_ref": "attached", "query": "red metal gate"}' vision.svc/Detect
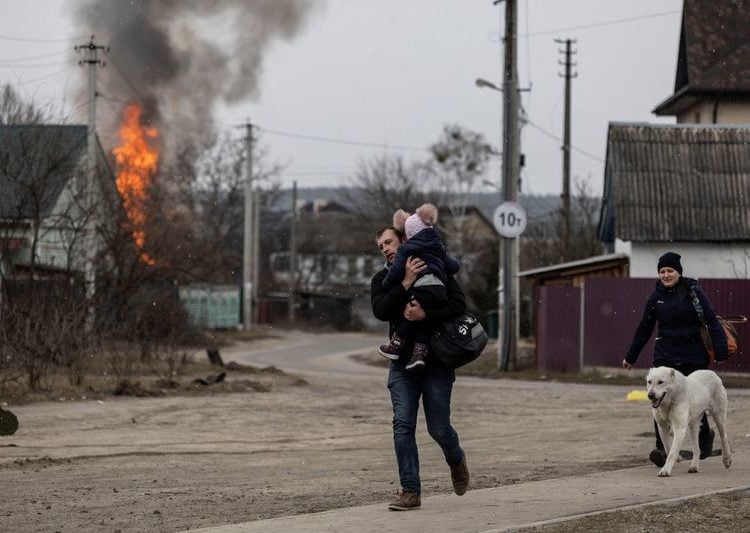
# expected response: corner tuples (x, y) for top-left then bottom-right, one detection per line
(535, 278), (750, 373)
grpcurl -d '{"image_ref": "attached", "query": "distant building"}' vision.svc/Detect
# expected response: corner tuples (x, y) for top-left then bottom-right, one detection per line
(268, 199), (500, 329)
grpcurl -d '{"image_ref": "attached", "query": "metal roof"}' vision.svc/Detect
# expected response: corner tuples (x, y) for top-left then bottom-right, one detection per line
(598, 122), (750, 243)
(0, 125), (87, 220)
(519, 253), (628, 278)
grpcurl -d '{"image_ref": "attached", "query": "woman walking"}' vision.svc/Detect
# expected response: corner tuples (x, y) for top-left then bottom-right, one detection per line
(622, 252), (728, 466)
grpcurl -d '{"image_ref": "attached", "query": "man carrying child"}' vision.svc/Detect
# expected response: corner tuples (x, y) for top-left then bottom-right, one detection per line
(371, 219), (470, 511)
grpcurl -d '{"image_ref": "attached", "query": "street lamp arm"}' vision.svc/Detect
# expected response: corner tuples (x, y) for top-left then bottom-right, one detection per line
(475, 77), (503, 92)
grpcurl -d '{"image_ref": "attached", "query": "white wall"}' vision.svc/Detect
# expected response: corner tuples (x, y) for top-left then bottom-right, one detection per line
(618, 240), (750, 279)
(678, 99), (750, 124)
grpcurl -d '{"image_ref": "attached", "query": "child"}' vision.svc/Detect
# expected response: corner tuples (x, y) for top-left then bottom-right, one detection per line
(378, 203), (460, 370)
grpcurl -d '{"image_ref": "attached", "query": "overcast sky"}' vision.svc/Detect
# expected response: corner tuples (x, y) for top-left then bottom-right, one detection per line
(1, 0), (684, 196)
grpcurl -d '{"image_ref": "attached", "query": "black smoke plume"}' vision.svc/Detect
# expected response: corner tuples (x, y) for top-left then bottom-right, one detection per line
(71, 0), (319, 148)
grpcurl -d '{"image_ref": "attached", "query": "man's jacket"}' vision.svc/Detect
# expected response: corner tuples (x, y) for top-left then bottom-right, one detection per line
(371, 267), (466, 341)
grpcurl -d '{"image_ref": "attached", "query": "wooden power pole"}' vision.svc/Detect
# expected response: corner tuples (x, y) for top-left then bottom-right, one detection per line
(555, 37), (577, 250)
(242, 122), (254, 330)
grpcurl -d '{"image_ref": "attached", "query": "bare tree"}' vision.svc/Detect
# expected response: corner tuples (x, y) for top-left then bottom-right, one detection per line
(521, 178), (603, 270)
(0, 119), (101, 389)
(345, 154), (440, 227)
(94, 129), (284, 373)
(570, 179), (605, 259)
(0, 129), (85, 270)
(342, 126), (498, 314)
(430, 124), (493, 196)
(148, 133), (284, 285)
(429, 124), (495, 309)
(0, 84), (51, 125)
(345, 125), (492, 228)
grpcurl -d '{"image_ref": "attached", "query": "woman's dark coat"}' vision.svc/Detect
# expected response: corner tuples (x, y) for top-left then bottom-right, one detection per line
(625, 277), (728, 367)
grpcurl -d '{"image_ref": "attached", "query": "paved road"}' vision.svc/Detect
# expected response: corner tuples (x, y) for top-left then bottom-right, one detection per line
(8, 330), (749, 533)
(219, 330), (386, 378)
(188, 330), (750, 533)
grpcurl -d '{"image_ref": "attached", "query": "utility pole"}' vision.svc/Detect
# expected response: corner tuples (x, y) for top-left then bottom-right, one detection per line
(75, 35), (107, 310)
(497, 0), (521, 371)
(252, 183), (261, 325)
(555, 38), (577, 251)
(288, 181), (297, 322)
(242, 122), (254, 330)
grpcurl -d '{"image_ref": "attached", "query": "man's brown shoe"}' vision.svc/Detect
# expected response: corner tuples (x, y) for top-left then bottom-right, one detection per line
(450, 456), (470, 496)
(388, 490), (421, 511)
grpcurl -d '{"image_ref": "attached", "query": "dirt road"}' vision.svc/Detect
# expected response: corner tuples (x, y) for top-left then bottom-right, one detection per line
(2, 330), (749, 532)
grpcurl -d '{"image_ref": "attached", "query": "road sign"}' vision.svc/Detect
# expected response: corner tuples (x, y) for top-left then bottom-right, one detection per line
(493, 201), (527, 238)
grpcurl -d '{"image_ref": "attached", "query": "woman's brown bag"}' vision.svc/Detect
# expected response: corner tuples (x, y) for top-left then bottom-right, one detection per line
(689, 288), (746, 362)
(698, 315), (746, 362)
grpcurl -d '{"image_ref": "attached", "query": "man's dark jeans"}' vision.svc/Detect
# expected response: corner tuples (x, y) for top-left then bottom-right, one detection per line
(387, 360), (464, 495)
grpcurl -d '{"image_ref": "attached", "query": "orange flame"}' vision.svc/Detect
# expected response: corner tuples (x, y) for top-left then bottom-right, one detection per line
(113, 103), (158, 265)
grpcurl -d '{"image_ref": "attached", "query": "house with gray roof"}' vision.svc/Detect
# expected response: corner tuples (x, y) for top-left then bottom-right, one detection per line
(0, 124), (117, 279)
(598, 122), (750, 278)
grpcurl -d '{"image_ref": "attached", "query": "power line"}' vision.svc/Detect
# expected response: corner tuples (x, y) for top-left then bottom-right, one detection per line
(258, 126), (433, 153)
(76, 55), (489, 159)
(7, 66), (74, 86)
(0, 60), (73, 69)
(63, 91), (90, 120)
(0, 49), (69, 63)
(0, 33), (86, 43)
(522, 10), (681, 38)
(68, 97), (95, 117)
(98, 80), (130, 105)
(107, 57), (147, 103)
(525, 118), (603, 163)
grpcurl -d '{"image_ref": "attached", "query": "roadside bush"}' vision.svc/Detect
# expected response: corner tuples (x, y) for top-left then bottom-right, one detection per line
(0, 279), (91, 391)
(0, 277), (201, 397)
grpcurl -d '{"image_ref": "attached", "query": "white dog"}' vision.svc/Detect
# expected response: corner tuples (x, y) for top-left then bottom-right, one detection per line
(646, 367), (732, 477)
